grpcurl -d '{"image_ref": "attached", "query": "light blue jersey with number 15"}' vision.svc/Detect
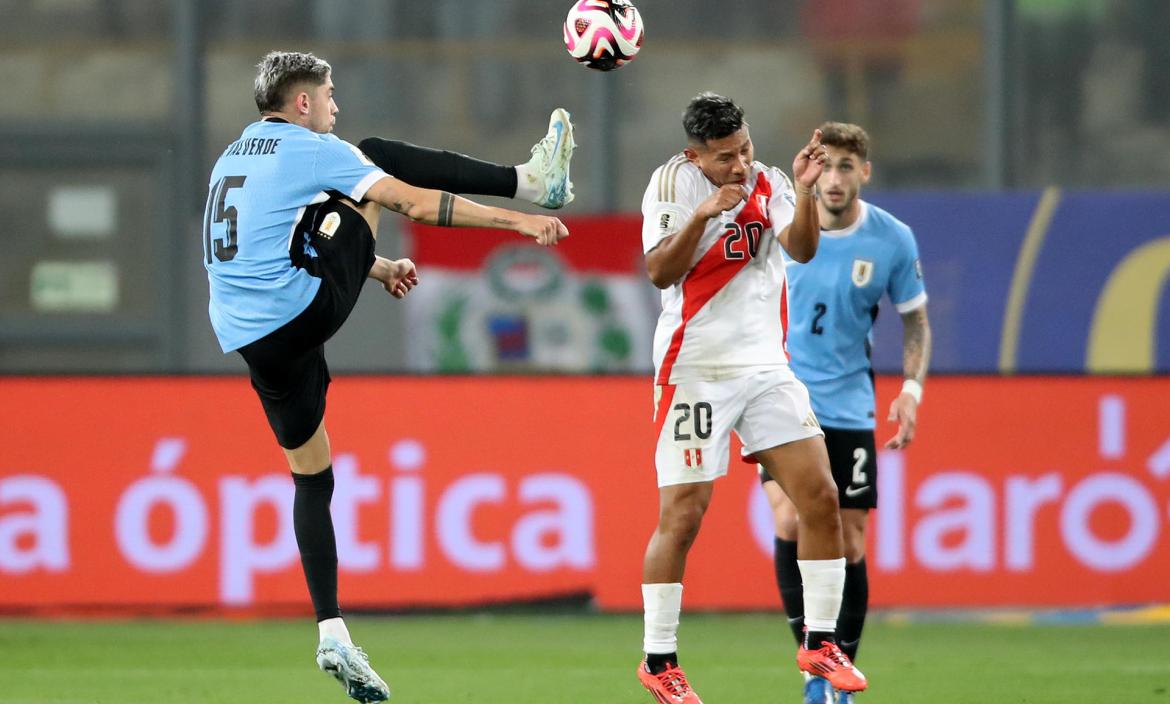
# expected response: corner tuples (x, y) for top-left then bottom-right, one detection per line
(784, 200), (927, 429)
(203, 119), (386, 353)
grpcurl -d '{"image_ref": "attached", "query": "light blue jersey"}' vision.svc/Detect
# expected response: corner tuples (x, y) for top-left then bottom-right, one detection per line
(785, 201), (927, 429)
(203, 119), (387, 352)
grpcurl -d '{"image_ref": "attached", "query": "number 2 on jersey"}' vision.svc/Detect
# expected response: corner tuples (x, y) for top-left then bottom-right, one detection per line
(811, 302), (827, 335)
(203, 175), (246, 264)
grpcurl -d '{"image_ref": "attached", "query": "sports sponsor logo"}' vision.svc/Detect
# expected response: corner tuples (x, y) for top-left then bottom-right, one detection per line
(658, 211), (675, 233)
(4, 377), (1169, 611)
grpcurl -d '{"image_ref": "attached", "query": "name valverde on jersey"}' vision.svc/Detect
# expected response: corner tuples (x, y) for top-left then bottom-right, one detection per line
(784, 200), (927, 429)
(641, 155), (799, 385)
(203, 120), (388, 352)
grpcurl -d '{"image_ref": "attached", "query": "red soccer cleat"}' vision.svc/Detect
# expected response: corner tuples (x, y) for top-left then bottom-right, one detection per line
(637, 659), (704, 704)
(797, 641), (868, 692)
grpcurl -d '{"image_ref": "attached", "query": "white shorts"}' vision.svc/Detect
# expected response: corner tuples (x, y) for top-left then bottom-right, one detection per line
(653, 367), (824, 487)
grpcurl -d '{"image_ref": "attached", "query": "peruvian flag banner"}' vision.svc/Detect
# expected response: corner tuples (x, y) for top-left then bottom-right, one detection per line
(405, 216), (658, 373)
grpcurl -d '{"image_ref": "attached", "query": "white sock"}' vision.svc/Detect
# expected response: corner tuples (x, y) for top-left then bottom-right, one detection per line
(797, 558), (845, 633)
(514, 163), (541, 202)
(318, 617), (353, 645)
(642, 583), (683, 654)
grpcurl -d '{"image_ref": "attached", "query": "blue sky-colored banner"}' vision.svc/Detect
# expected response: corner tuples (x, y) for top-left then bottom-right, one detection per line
(866, 190), (1170, 373)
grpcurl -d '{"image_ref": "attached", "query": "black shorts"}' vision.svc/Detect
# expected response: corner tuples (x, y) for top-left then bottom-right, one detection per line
(759, 426), (879, 510)
(822, 427), (878, 509)
(236, 197), (375, 449)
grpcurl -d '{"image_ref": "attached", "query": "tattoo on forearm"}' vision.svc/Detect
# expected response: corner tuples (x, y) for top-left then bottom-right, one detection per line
(491, 216), (516, 226)
(437, 192), (455, 226)
(902, 307), (932, 383)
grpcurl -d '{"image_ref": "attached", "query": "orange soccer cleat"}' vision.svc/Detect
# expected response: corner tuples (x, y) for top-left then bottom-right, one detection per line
(797, 641), (868, 692)
(637, 659), (704, 704)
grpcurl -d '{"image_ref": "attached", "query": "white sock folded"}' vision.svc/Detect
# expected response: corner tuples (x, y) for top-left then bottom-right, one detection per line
(797, 558), (846, 633)
(514, 163), (541, 202)
(642, 583), (683, 654)
(318, 617), (353, 646)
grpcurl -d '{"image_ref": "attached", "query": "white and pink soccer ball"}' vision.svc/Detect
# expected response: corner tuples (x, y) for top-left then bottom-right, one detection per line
(563, 0), (645, 71)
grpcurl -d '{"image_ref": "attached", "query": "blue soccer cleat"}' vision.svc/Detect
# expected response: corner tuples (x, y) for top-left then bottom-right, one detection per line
(804, 675), (834, 704)
(316, 637), (390, 702)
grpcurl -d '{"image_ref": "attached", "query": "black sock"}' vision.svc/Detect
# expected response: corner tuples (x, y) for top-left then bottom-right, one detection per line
(837, 559), (869, 662)
(645, 652), (678, 675)
(357, 137), (518, 198)
(804, 629), (836, 650)
(292, 467), (340, 622)
(774, 537), (805, 646)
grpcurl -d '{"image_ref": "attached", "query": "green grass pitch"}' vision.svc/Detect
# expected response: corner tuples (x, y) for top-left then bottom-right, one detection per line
(1, 614), (1166, 703)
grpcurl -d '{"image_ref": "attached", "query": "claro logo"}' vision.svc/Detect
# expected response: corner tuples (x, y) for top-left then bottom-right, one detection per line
(750, 394), (1170, 573)
(0, 439), (595, 605)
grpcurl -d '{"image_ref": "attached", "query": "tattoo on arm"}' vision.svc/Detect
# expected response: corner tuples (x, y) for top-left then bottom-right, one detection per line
(491, 216), (517, 227)
(437, 192), (455, 226)
(901, 306), (932, 383)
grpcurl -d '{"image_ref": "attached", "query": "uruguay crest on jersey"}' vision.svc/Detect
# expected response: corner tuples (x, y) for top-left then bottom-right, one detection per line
(851, 258), (874, 287)
(785, 200), (928, 429)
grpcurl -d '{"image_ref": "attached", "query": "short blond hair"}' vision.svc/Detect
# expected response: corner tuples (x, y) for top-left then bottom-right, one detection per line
(253, 51), (331, 113)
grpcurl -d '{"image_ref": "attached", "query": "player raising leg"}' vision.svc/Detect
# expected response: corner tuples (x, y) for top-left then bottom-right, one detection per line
(357, 108), (576, 209)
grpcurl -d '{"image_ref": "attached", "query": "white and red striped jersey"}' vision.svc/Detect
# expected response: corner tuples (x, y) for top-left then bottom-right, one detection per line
(641, 154), (799, 385)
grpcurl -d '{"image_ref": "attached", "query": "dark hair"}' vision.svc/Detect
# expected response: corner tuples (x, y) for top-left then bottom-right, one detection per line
(818, 121), (870, 160)
(682, 92), (745, 145)
(253, 50), (331, 113)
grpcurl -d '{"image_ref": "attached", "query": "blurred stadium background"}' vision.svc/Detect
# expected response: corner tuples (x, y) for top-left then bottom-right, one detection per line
(1, 1), (1168, 702)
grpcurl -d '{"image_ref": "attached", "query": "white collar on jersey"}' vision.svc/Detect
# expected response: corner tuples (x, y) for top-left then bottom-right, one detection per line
(819, 200), (869, 239)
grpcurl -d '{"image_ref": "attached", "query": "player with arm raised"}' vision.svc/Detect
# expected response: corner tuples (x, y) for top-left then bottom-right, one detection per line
(203, 50), (567, 703)
(635, 93), (866, 704)
(761, 122), (931, 704)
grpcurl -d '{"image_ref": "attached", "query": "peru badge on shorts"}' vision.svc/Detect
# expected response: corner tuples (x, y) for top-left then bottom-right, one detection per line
(683, 448), (703, 467)
(851, 258), (874, 287)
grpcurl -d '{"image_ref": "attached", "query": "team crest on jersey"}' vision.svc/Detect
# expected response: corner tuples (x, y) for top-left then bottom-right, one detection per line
(915, 258), (924, 279)
(851, 259), (874, 287)
(658, 211), (676, 234)
(318, 212), (341, 240)
(684, 448), (703, 468)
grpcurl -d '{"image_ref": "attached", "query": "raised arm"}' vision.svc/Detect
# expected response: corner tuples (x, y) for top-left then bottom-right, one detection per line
(364, 176), (567, 246)
(885, 304), (933, 449)
(778, 129), (828, 263)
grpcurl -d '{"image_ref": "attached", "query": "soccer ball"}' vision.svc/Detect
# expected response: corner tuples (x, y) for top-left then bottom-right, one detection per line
(563, 0), (644, 71)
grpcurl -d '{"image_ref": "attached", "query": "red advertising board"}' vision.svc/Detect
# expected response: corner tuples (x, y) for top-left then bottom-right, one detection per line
(2, 376), (1168, 613)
